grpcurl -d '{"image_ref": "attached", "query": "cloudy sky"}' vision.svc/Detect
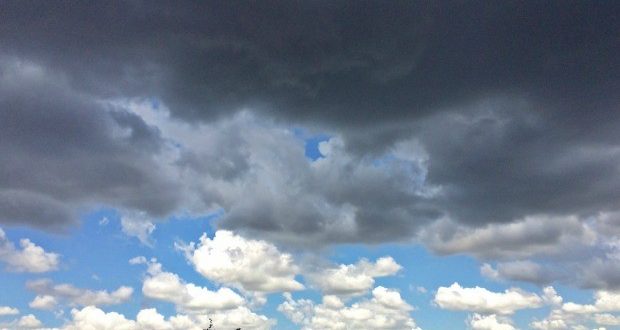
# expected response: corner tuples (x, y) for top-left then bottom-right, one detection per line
(0, 1), (619, 329)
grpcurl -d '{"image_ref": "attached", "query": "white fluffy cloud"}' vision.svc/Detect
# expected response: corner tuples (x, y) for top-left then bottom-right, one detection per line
(469, 314), (515, 330)
(530, 315), (569, 330)
(434, 282), (543, 315)
(29, 295), (57, 310)
(61, 306), (136, 330)
(180, 230), (303, 292)
(0, 306), (18, 316)
(562, 290), (620, 314)
(15, 314), (43, 329)
(0, 228), (59, 273)
(279, 286), (421, 330)
(136, 258), (246, 313)
(26, 279), (132, 307)
(60, 305), (273, 330)
(120, 211), (156, 246)
(307, 256), (402, 296)
(0, 314), (44, 330)
(531, 288), (620, 329)
(594, 313), (620, 326)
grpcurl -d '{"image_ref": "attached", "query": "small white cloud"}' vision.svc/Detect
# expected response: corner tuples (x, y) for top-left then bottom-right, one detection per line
(542, 287), (563, 306)
(120, 212), (156, 246)
(279, 286), (421, 330)
(180, 230), (303, 293)
(128, 256), (147, 265)
(0, 228), (60, 273)
(434, 282), (543, 315)
(594, 313), (620, 326)
(307, 256), (402, 296)
(61, 306), (136, 330)
(26, 279), (132, 307)
(98, 217), (109, 226)
(0, 306), (19, 315)
(140, 259), (245, 313)
(0, 314), (44, 329)
(29, 295), (57, 310)
(16, 314), (43, 328)
(469, 313), (515, 330)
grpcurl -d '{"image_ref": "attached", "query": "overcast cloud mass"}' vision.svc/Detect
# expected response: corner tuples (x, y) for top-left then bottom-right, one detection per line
(1, 1), (619, 329)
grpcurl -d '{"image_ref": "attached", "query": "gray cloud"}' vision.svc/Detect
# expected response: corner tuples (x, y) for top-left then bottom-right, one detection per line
(481, 261), (561, 286)
(1, 1), (620, 291)
(0, 58), (182, 229)
(1, 2), (617, 125)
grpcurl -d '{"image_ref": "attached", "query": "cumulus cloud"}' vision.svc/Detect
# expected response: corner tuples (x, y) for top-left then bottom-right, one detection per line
(531, 287), (620, 329)
(0, 306), (19, 316)
(136, 258), (245, 313)
(593, 313), (620, 326)
(120, 212), (156, 246)
(434, 282), (543, 315)
(306, 256), (402, 296)
(469, 314), (515, 330)
(530, 311), (571, 330)
(561, 290), (620, 314)
(26, 279), (132, 307)
(180, 230), (304, 292)
(28, 295), (57, 310)
(279, 286), (420, 330)
(0, 314), (44, 330)
(0, 228), (59, 273)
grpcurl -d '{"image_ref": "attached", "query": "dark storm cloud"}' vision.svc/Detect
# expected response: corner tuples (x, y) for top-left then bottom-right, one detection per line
(1, 0), (620, 255)
(415, 100), (620, 225)
(0, 58), (182, 229)
(2, 1), (616, 125)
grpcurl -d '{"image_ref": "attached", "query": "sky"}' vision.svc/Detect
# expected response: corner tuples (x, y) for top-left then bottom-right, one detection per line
(0, 1), (619, 329)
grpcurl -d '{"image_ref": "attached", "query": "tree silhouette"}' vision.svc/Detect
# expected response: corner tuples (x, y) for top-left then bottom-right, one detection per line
(203, 317), (241, 330)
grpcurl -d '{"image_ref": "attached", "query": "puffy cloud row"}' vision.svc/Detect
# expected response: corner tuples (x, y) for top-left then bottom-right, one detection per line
(0, 305), (46, 330)
(306, 256), (401, 296)
(279, 287), (420, 330)
(434, 282), (543, 315)
(0, 228), (59, 273)
(469, 314), (515, 330)
(0, 314), (44, 330)
(179, 230), (304, 293)
(26, 279), (132, 308)
(519, 286), (620, 329)
(60, 305), (272, 330)
(8, 228), (620, 329)
(134, 257), (246, 313)
(432, 283), (620, 329)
